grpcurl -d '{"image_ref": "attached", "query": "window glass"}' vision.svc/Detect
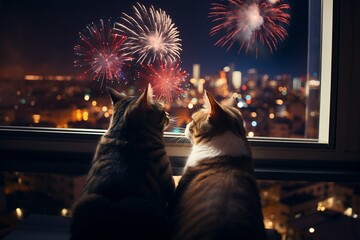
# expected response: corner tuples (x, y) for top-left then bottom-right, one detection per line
(0, 0), (327, 139)
(1, 171), (359, 239)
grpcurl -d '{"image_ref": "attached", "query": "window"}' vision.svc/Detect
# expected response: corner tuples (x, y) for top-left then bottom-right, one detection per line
(1, 172), (360, 239)
(0, 0), (334, 141)
(0, 1), (359, 238)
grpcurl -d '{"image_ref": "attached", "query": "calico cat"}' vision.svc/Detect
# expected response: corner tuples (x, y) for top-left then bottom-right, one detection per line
(169, 91), (266, 240)
(71, 85), (175, 240)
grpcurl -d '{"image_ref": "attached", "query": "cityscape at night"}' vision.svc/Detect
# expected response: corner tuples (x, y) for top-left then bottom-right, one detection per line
(0, 0), (318, 138)
(1, 0), (359, 240)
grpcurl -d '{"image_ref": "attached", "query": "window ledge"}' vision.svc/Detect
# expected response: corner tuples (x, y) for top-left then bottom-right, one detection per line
(0, 126), (359, 182)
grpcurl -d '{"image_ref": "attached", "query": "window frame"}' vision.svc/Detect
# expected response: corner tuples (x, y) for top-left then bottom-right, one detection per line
(0, 0), (359, 182)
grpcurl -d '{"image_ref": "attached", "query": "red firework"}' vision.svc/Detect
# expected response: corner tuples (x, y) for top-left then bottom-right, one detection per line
(209, 0), (291, 56)
(74, 18), (132, 84)
(140, 61), (188, 102)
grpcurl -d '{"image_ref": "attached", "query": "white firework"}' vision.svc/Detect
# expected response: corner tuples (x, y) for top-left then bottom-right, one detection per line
(114, 3), (182, 64)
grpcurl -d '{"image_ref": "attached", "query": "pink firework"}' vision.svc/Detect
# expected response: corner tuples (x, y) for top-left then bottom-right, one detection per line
(74, 18), (132, 84)
(209, 0), (290, 56)
(140, 61), (188, 101)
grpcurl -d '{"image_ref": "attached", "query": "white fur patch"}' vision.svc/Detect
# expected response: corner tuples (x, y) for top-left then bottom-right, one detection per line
(185, 131), (249, 169)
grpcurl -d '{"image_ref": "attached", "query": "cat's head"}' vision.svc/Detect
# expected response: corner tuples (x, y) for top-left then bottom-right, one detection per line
(107, 84), (169, 136)
(185, 91), (249, 147)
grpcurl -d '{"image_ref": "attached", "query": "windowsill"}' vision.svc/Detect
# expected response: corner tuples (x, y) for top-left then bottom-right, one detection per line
(1, 126), (359, 182)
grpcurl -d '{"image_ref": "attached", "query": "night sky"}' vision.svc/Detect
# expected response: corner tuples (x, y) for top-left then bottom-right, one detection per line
(0, 0), (311, 79)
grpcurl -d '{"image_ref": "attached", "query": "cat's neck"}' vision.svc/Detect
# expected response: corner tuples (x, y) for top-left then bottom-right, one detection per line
(185, 131), (250, 169)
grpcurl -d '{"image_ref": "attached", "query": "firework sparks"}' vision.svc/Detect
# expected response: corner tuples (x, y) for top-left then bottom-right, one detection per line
(74, 18), (132, 85)
(114, 3), (182, 64)
(139, 61), (188, 101)
(209, 0), (290, 56)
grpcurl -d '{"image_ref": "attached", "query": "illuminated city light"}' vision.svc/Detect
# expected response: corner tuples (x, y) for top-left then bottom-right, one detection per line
(75, 109), (82, 121)
(84, 94), (90, 101)
(241, 85), (247, 91)
(61, 208), (70, 217)
(310, 111), (318, 117)
(276, 99), (284, 105)
(24, 75), (71, 81)
(269, 113), (275, 119)
(251, 121), (257, 127)
(251, 112), (257, 118)
(190, 78), (197, 84)
(15, 208), (23, 219)
(309, 228), (315, 233)
(309, 79), (320, 87)
(223, 66), (230, 72)
(353, 214), (358, 219)
(188, 103), (194, 109)
(237, 102), (244, 108)
(32, 114), (41, 124)
(24, 75), (44, 81)
(245, 95), (252, 100)
(91, 101), (97, 107)
(102, 106), (108, 112)
(232, 71), (242, 89)
(47, 76), (71, 81)
(344, 207), (353, 217)
(278, 86), (287, 92)
(82, 111), (89, 121)
(248, 131), (254, 137)
(30, 100), (35, 106)
(56, 95), (62, 100)
(317, 204), (326, 212)
(266, 221), (274, 229)
(269, 80), (277, 87)
(191, 98), (198, 104)
(104, 112), (110, 118)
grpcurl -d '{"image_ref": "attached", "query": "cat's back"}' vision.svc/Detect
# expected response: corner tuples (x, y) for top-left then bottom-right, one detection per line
(170, 156), (266, 240)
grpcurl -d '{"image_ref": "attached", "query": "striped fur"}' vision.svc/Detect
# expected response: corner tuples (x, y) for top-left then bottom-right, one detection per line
(170, 91), (266, 240)
(71, 85), (175, 240)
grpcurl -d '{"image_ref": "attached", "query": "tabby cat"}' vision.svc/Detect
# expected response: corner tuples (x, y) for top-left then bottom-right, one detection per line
(71, 85), (175, 240)
(169, 91), (266, 240)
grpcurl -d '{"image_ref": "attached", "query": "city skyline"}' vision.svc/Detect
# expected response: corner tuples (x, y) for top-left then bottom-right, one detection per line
(0, 0), (314, 80)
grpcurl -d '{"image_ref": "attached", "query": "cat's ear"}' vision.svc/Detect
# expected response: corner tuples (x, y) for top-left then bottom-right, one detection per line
(136, 84), (154, 109)
(204, 91), (225, 121)
(107, 87), (126, 104)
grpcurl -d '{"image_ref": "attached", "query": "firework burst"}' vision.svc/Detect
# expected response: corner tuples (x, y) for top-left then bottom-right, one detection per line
(139, 61), (188, 102)
(114, 3), (182, 64)
(209, 0), (290, 56)
(74, 18), (132, 85)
